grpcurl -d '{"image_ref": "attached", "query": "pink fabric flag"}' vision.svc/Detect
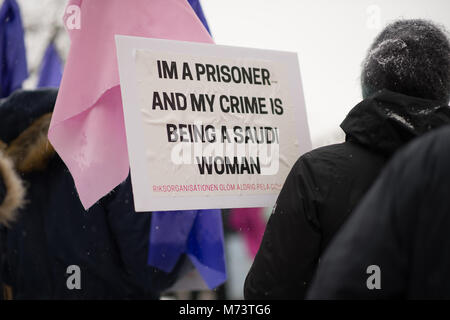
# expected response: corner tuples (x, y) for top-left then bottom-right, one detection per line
(49, 0), (213, 209)
(229, 208), (267, 259)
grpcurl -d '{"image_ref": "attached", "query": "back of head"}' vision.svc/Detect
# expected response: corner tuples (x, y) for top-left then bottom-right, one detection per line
(362, 19), (450, 104)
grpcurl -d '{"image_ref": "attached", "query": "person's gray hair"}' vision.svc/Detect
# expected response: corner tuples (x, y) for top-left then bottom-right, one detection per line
(362, 19), (450, 103)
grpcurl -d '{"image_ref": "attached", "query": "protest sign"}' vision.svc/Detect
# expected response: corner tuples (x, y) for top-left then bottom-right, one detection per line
(116, 36), (311, 211)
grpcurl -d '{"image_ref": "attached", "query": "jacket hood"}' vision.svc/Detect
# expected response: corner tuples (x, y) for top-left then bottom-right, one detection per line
(0, 150), (25, 226)
(0, 90), (57, 225)
(0, 89), (57, 174)
(341, 89), (450, 156)
(0, 89), (57, 144)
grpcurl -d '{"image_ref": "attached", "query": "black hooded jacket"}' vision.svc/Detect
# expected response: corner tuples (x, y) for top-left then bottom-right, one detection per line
(244, 89), (450, 299)
(307, 126), (450, 299)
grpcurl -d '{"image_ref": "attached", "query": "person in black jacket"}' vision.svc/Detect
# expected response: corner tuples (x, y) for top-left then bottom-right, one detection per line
(244, 19), (450, 299)
(307, 126), (450, 299)
(0, 89), (182, 299)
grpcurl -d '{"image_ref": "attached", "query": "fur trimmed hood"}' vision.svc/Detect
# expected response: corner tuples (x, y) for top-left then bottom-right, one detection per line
(0, 112), (55, 226)
(0, 151), (25, 226)
(4, 113), (55, 173)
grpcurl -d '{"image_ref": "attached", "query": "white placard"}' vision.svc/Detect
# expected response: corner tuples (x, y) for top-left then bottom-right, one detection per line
(116, 35), (311, 211)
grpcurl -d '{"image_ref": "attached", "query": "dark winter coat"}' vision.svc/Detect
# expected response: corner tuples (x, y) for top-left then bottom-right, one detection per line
(0, 89), (181, 299)
(307, 125), (450, 299)
(244, 89), (450, 299)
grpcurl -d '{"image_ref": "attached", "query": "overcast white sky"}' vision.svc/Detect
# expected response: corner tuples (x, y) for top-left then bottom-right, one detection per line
(9, 0), (450, 146)
(201, 0), (450, 145)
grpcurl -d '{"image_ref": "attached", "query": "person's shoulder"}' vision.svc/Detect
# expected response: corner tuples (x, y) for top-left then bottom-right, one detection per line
(311, 141), (356, 155)
(393, 126), (450, 177)
(291, 141), (385, 186)
(411, 126), (450, 157)
(287, 143), (350, 183)
(294, 141), (361, 168)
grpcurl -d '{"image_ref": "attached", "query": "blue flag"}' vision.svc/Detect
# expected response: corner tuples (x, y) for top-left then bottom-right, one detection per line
(0, 0), (28, 98)
(148, 1), (226, 290)
(188, 0), (211, 35)
(37, 42), (63, 88)
(148, 210), (226, 289)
